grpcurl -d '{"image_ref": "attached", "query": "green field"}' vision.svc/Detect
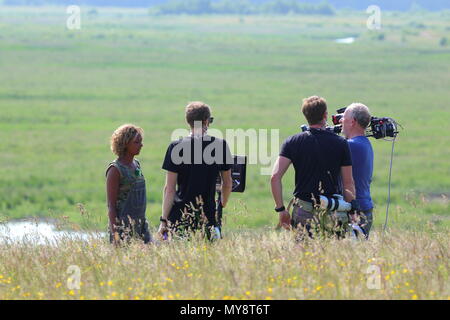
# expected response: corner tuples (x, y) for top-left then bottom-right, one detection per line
(0, 6), (449, 233)
(0, 6), (450, 301)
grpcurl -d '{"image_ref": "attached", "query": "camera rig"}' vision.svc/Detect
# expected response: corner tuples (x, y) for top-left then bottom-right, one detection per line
(301, 107), (400, 140)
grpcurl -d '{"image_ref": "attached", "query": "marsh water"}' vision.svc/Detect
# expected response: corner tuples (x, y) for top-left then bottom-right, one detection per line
(0, 219), (106, 245)
(335, 37), (356, 44)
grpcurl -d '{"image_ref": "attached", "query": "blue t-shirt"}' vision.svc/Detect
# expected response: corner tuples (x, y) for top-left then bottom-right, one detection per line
(348, 136), (374, 211)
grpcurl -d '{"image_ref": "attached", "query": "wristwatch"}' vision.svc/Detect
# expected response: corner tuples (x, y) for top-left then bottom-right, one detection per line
(160, 217), (168, 224)
(275, 206), (286, 213)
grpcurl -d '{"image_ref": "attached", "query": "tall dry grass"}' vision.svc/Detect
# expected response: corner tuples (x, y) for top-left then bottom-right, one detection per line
(0, 227), (448, 300)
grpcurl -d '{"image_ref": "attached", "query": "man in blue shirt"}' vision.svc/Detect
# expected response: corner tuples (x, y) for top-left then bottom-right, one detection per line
(341, 103), (374, 238)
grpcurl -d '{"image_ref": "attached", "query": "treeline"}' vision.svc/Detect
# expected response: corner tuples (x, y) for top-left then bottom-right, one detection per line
(2, 0), (449, 11)
(2, 0), (335, 15)
(154, 0), (335, 15)
(2, 0), (167, 6)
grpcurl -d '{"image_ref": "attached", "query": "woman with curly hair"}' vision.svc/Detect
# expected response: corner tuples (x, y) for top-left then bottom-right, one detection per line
(106, 124), (152, 244)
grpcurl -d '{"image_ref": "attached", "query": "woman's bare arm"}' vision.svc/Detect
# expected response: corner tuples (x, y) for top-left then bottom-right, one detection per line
(106, 166), (120, 239)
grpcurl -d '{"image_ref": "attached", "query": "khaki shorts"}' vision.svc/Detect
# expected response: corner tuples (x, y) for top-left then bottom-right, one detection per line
(290, 199), (350, 237)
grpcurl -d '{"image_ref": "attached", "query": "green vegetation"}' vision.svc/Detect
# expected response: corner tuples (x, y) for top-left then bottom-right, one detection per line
(0, 7), (449, 235)
(0, 6), (449, 301)
(152, 0), (335, 15)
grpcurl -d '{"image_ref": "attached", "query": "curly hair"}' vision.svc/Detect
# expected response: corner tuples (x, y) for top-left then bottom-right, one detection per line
(110, 124), (144, 157)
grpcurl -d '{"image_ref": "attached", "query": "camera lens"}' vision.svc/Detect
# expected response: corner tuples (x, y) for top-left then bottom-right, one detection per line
(332, 114), (343, 125)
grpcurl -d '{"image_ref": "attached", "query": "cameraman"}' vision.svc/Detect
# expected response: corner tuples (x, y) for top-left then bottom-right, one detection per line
(271, 96), (356, 236)
(158, 102), (233, 239)
(341, 103), (374, 238)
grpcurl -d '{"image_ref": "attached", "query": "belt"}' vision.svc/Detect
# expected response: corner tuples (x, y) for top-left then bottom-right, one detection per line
(287, 198), (315, 213)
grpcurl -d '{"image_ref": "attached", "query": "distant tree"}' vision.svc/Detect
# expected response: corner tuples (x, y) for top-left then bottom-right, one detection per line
(153, 0), (336, 16)
(262, 0), (298, 14)
(3, 0), (446, 14)
(157, 0), (212, 14)
(212, 0), (255, 15)
(440, 37), (448, 46)
(87, 8), (99, 16)
(315, 1), (335, 15)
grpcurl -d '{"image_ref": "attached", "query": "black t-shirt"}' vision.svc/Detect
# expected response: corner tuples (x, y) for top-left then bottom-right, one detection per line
(162, 135), (232, 225)
(280, 128), (352, 202)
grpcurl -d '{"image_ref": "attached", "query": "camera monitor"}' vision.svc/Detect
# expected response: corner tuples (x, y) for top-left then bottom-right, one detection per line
(216, 155), (247, 193)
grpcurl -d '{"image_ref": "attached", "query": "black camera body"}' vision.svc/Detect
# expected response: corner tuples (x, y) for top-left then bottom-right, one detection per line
(331, 107), (398, 139)
(215, 155), (247, 233)
(369, 117), (398, 139)
(216, 155), (247, 193)
(300, 124), (342, 135)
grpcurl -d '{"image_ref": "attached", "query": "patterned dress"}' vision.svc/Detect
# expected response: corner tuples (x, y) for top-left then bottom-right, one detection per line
(106, 159), (151, 243)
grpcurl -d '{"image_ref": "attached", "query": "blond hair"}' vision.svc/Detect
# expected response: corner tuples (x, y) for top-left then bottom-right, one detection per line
(110, 124), (144, 157)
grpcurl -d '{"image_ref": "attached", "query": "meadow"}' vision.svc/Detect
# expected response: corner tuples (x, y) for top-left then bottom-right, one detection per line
(0, 228), (449, 300)
(0, 6), (449, 300)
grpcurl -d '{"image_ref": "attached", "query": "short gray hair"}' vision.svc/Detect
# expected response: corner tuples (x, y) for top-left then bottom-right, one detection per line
(348, 103), (371, 129)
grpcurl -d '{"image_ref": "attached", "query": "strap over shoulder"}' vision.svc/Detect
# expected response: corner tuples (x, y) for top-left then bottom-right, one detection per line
(106, 161), (124, 178)
(308, 130), (338, 194)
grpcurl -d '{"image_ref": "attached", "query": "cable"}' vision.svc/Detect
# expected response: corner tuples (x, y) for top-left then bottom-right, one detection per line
(383, 135), (397, 233)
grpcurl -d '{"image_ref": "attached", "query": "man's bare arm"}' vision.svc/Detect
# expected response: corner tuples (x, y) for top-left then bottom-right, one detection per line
(271, 156), (292, 229)
(270, 156), (292, 208)
(106, 166), (120, 240)
(220, 169), (232, 208)
(162, 171), (178, 220)
(341, 165), (356, 203)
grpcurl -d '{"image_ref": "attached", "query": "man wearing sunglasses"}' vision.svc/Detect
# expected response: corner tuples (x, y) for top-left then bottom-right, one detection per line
(159, 101), (233, 239)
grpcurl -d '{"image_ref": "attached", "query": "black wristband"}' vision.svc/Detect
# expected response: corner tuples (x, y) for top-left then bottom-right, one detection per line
(160, 217), (168, 223)
(275, 206), (286, 213)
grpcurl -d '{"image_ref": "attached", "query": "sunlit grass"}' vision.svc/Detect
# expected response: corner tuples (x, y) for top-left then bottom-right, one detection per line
(0, 227), (448, 300)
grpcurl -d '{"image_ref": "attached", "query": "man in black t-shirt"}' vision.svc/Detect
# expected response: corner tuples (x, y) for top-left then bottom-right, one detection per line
(271, 96), (356, 232)
(159, 101), (233, 238)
